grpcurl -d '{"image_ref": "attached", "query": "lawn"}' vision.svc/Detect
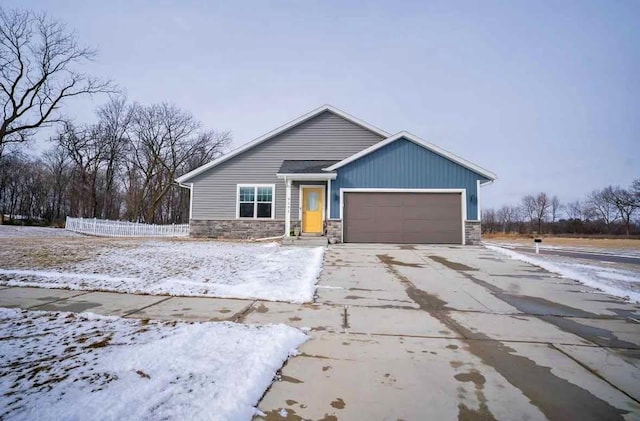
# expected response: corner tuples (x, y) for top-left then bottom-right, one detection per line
(0, 226), (324, 303)
(0, 308), (306, 420)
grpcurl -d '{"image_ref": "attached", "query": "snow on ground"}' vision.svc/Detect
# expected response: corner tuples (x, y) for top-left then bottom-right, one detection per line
(0, 225), (80, 238)
(0, 241), (324, 303)
(0, 308), (307, 421)
(486, 245), (640, 303)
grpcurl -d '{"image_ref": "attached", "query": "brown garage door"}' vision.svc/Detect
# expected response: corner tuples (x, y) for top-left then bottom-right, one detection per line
(343, 192), (463, 244)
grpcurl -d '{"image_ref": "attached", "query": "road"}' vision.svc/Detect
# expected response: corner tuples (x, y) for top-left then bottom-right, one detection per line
(487, 244), (640, 266)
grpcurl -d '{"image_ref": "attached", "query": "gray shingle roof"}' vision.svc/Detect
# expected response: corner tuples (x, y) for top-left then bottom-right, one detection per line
(277, 160), (338, 174)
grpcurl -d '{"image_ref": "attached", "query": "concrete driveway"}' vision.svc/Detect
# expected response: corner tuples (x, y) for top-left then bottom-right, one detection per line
(2, 244), (639, 420)
(255, 244), (640, 420)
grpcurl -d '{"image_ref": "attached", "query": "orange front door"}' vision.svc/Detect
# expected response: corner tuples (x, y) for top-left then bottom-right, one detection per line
(302, 187), (323, 233)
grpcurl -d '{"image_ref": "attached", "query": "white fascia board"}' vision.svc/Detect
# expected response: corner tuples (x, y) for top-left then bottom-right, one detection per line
(276, 173), (337, 180)
(176, 104), (390, 183)
(324, 131), (497, 181)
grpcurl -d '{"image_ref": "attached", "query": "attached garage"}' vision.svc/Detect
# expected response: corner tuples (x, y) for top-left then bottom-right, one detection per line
(342, 190), (464, 244)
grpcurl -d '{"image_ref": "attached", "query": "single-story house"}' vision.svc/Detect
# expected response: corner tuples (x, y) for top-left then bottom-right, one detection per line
(176, 105), (496, 244)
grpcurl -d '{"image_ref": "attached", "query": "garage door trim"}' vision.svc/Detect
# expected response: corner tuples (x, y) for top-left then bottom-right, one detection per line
(339, 188), (467, 244)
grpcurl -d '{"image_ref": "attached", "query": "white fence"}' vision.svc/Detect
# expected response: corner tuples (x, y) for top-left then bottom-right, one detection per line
(65, 217), (189, 238)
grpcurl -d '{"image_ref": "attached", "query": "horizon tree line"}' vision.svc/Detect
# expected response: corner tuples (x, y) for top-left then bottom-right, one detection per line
(482, 179), (640, 236)
(0, 96), (230, 225)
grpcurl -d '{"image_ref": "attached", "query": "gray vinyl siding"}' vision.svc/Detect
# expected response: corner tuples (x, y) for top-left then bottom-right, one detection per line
(190, 111), (385, 220)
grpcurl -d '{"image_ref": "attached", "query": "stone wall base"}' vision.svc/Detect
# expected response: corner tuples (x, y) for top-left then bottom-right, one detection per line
(465, 220), (482, 245)
(191, 219), (480, 244)
(190, 219), (285, 240)
(326, 220), (343, 244)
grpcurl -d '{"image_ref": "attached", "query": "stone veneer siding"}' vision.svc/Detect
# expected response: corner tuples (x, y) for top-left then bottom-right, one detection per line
(326, 220), (343, 243)
(464, 221), (482, 245)
(190, 218), (480, 244)
(190, 220), (285, 239)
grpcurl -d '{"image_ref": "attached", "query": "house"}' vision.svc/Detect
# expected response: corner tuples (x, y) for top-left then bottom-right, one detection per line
(176, 105), (496, 245)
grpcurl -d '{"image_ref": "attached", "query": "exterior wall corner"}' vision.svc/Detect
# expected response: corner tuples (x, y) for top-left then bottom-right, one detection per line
(326, 220), (343, 244)
(464, 220), (482, 245)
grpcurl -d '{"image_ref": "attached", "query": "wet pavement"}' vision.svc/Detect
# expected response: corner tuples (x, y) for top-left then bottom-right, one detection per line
(257, 244), (640, 420)
(1, 244), (640, 420)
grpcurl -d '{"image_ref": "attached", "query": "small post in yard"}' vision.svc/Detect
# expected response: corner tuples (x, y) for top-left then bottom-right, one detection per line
(534, 238), (542, 254)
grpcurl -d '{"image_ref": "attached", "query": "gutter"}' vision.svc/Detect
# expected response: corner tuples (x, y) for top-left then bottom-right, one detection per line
(177, 181), (192, 190)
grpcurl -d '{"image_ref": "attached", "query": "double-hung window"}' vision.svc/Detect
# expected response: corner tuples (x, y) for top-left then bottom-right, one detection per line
(237, 184), (274, 219)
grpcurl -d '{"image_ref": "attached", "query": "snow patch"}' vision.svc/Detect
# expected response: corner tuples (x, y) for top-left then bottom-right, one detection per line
(0, 308), (307, 420)
(486, 245), (640, 303)
(0, 241), (324, 303)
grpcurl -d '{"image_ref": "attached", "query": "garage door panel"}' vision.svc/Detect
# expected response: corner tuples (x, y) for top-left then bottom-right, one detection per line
(403, 219), (460, 232)
(402, 207), (458, 220)
(344, 192), (462, 244)
(347, 217), (404, 234)
(404, 230), (457, 244)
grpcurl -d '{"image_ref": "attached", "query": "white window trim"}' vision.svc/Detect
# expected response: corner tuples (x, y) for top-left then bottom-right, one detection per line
(339, 188), (467, 245)
(236, 184), (276, 219)
(299, 185), (326, 232)
(327, 179), (332, 220)
(476, 179), (481, 222)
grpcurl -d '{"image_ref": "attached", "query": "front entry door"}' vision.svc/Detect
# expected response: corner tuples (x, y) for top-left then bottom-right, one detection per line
(302, 187), (324, 233)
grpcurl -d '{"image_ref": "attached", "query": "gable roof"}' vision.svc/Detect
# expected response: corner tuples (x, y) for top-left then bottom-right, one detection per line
(176, 104), (390, 183)
(324, 131), (497, 181)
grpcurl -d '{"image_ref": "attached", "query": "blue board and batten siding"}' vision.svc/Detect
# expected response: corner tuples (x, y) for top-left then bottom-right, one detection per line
(329, 137), (489, 220)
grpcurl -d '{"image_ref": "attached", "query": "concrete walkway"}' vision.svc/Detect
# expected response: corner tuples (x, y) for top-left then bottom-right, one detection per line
(1, 245), (640, 420)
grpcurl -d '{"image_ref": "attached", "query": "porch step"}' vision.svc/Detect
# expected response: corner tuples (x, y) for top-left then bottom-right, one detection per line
(282, 236), (328, 247)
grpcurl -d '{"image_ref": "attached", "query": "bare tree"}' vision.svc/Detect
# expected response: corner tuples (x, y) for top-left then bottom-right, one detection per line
(95, 95), (132, 218)
(632, 178), (640, 202)
(603, 186), (638, 236)
(587, 189), (618, 232)
(522, 193), (549, 234)
(42, 144), (71, 221)
(56, 122), (107, 217)
(127, 103), (230, 223)
(0, 150), (47, 222)
(481, 208), (497, 233)
(496, 205), (519, 233)
(566, 200), (583, 221)
(0, 8), (114, 156)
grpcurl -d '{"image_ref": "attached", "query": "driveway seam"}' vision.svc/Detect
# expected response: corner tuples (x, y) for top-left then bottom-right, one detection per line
(233, 300), (259, 323)
(550, 343), (640, 405)
(27, 291), (94, 309)
(122, 296), (174, 317)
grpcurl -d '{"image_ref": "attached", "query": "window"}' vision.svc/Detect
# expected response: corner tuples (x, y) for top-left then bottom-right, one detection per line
(307, 191), (319, 211)
(237, 185), (274, 219)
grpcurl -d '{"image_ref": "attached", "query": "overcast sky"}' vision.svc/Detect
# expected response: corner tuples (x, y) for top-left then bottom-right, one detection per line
(7, 0), (640, 210)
